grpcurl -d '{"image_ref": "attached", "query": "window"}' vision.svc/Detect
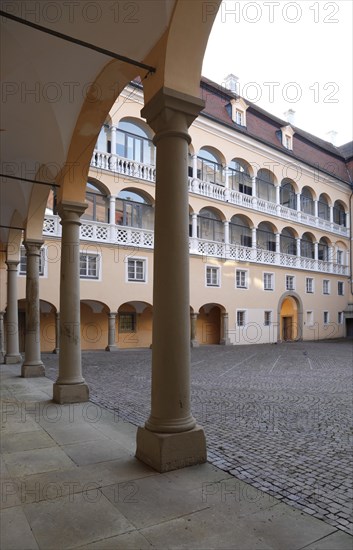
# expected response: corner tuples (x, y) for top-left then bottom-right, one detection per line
(19, 246), (45, 276)
(236, 269), (248, 289)
(206, 266), (220, 287)
(286, 275), (295, 291)
(117, 119), (155, 165)
(119, 312), (136, 333)
(306, 311), (314, 326)
(280, 124), (294, 150)
(306, 277), (314, 293)
(323, 311), (329, 325)
(263, 272), (274, 291)
(284, 135), (292, 150)
(237, 310), (246, 327)
(235, 109), (244, 126)
(323, 280), (330, 295)
(338, 312), (343, 325)
(337, 250), (343, 265)
(80, 253), (100, 279)
(338, 281), (344, 296)
(127, 258), (146, 282)
(230, 97), (248, 127)
(264, 311), (272, 326)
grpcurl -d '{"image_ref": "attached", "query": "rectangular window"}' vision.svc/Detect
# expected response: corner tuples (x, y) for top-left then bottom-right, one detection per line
(306, 311), (314, 326)
(336, 250), (343, 265)
(338, 312), (343, 325)
(285, 135), (292, 150)
(323, 280), (330, 295)
(235, 109), (243, 125)
(20, 246), (45, 276)
(286, 275), (295, 291)
(263, 272), (274, 291)
(119, 312), (136, 333)
(323, 311), (329, 325)
(127, 258), (146, 282)
(236, 269), (247, 289)
(338, 281), (344, 296)
(206, 266), (220, 287)
(237, 310), (246, 327)
(264, 311), (272, 326)
(306, 277), (314, 293)
(80, 253), (99, 279)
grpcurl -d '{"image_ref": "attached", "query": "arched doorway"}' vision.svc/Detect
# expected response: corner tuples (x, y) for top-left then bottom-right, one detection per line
(80, 300), (109, 350)
(278, 292), (303, 342)
(197, 303), (224, 344)
(117, 302), (153, 349)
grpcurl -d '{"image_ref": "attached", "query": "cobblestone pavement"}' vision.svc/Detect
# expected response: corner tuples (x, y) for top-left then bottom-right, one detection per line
(43, 340), (353, 535)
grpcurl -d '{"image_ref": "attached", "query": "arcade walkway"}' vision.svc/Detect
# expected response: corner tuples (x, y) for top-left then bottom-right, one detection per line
(1, 360), (352, 550)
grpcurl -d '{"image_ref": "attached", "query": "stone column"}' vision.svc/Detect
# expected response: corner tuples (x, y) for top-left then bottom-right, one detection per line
(21, 241), (45, 377)
(220, 312), (231, 345)
(192, 154), (198, 180)
(296, 238), (301, 259)
(53, 202), (89, 404)
(224, 221), (230, 245)
(275, 185), (280, 205)
(0, 311), (5, 363)
(135, 88), (206, 472)
(190, 213), (198, 254)
(275, 232), (281, 264)
(4, 261), (21, 364)
(314, 200), (319, 220)
(251, 227), (257, 261)
(53, 312), (60, 354)
(106, 312), (118, 351)
(251, 176), (257, 197)
(190, 313), (199, 347)
(109, 196), (116, 225)
(110, 125), (117, 155)
(296, 192), (301, 221)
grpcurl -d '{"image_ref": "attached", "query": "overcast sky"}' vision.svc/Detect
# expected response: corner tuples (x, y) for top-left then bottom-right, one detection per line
(202, 0), (352, 146)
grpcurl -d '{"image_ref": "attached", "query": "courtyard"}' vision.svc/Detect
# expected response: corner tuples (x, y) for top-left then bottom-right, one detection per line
(42, 339), (353, 536)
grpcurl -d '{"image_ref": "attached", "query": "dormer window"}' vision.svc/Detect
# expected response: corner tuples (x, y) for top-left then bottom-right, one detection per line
(280, 125), (295, 150)
(230, 98), (248, 127)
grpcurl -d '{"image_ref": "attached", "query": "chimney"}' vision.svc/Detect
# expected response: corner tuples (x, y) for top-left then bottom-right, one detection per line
(224, 74), (239, 94)
(326, 130), (338, 145)
(284, 109), (296, 125)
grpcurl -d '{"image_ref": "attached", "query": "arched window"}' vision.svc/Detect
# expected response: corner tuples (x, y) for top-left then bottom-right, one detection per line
(228, 159), (252, 195)
(301, 233), (315, 258)
(333, 201), (346, 227)
(83, 182), (108, 223)
(197, 149), (224, 185)
(117, 119), (155, 165)
(115, 190), (154, 230)
(257, 222), (276, 251)
(280, 228), (297, 255)
(96, 124), (110, 153)
(318, 194), (330, 221)
(198, 208), (224, 242)
(280, 179), (296, 210)
(301, 187), (314, 215)
(256, 169), (276, 203)
(230, 215), (252, 247)
(318, 237), (329, 261)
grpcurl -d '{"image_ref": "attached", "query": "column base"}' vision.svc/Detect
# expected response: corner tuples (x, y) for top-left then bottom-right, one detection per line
(136, 425), (207, 473)
(0, 352), (5, 364)
(5, 354), (22, 364)
(105, 345), (119, 351)
(53, 382), (89, 404)
(21, 362), (45, 378)
(52, 348), (59, 354)
(220, 339), (231, 346)
(190, 339), (199, 348)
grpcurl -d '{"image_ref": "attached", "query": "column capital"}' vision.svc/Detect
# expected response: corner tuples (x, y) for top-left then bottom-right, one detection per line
(23, 239), (43, 255)
(57, 201), (87, 221)
(141, 87), (205, 136)
(108, 311), (117, 318)
(5, 260), (19, 269)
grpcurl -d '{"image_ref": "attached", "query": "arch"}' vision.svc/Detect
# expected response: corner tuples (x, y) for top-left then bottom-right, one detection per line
(117, 301), (153, 349)
(318, 193), (331, 220)
(318, 236), (332, 261)
(116, 189), (154, 229)
(280, 227), (298, 255)
(333, 200), (347, 227)
(198, 207), (224, 242)
(301, 232), (315, 258)
(257, 221), (278, 252)
(301, 186), (316, 214)
(229, 158), (253, 193)
(116, 117), (155, 165)
(196, 303), (226, 345)
(280, 178), (297, 209)
(80, 300), (110, 350)
(39, 300), (57, 353)
(83, 181), (109, 223)
(277, 292), (303, 342)
(256, 168), (277, 202)
(230, 214), (253, 247)
(197, 146), (225, 185)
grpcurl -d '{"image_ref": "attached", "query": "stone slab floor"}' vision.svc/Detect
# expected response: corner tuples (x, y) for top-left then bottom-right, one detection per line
(1, 340), (352, 549)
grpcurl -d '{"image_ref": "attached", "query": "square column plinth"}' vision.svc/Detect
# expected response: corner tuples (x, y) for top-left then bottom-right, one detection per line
(53, 383), (89, 404)
(21, 363), (45, 377)
(136, 425), (207, 473)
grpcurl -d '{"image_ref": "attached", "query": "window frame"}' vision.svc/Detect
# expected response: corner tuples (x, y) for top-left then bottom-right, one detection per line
(306, 310), (314, 326)
(305, 277), (314, 294)
(236, 309), (246, 327)
(263, 272), (274, 291)
(323, 311), (329, 325)
(126, 257), (147, 283)
(338, 312), (344, 325)
(205, 265), (221, 288)
(285, 274), (295, 291)
(337, 281), (344, 296)
(79, 251), (101, 280)
(118, 312), (137, 333)
(264, 310), (272, 326)
(236, 269), (248, 289)
(322, 279), (330, 295)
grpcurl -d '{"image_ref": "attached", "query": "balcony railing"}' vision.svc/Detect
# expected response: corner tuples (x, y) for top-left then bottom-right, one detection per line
(43, 215), (349, 275)
(90, 149), (349, 238)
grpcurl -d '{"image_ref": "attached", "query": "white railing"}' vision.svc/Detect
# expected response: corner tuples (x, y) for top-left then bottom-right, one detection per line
(43, 215), (349, 275)
(91, 150), (348, 238)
